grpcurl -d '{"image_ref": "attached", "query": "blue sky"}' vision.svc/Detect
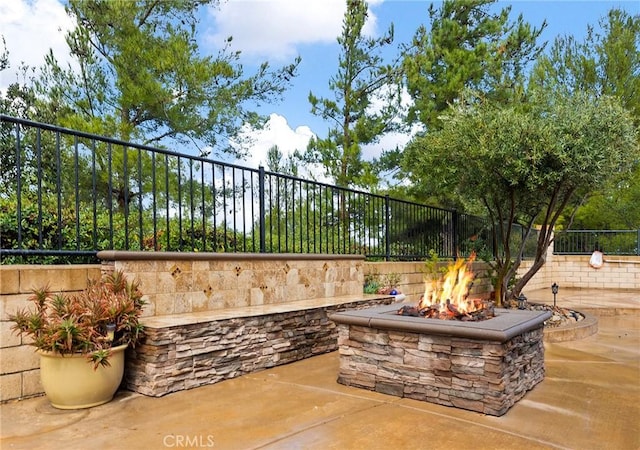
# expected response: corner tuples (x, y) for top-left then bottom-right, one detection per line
(243, 0), (638, 133)
(1, 0), (638, 172)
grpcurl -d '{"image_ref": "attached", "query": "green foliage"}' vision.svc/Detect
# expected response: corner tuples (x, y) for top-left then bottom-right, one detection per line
(530, 8), (639, 124)
(363, 270), (381, 294)
(0, 187), (248, 264)
(11, 0), (299, 223)
(404, 89), (638, 304)
(35, 0), (299, 156)
(530, 8), (640, 229)
(363, 271), (401, 295)
(422, 249), (449, 282)
(9, 271), (146, 369)
(570, 168), (640, 229)
(0, 193), (99, 264)
(382, 272), (401, 289)
(402, 0), (546, 132)
(266, 145), (299, 177)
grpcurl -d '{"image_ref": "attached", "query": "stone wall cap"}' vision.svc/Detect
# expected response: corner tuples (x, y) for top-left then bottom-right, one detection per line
(97, 250), (365, 262)
(141, 294), (393, 328)
(330, 304), (552, 342)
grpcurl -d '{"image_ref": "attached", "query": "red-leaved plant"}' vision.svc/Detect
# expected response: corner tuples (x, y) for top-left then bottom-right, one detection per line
(9, 270), (145, 368)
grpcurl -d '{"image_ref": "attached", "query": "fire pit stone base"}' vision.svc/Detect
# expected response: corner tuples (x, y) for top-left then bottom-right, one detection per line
(335, 319), (547, 416)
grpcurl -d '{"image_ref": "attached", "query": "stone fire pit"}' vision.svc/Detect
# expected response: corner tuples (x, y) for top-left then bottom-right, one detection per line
(330, 304), (552, 416)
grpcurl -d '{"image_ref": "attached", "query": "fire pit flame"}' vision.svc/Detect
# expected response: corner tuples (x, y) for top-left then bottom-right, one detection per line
(398, 253), (495, 321)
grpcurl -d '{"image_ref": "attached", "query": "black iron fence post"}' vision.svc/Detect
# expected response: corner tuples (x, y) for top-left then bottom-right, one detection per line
(452, 210), (459, 260)
(385, 195), (390, 261)
(258, 166), (266, 253)
(15, 123), (22, 250)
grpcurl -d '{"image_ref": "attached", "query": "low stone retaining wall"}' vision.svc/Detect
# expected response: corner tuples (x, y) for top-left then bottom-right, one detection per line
(544, 311), (599, 343)
(518, 253), (640, 291)
(2, 253), (380, 402)
(96, 251), (395, 396)
(125, 295), (394, 396)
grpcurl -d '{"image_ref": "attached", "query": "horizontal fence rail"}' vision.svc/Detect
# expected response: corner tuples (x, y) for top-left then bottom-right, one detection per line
(1, 115), (497, 264)
(554, 230), (640, 256)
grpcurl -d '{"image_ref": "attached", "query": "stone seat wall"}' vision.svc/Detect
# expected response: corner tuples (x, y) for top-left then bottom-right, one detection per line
(97, 251), (394, 396)
(126, 295), (394, 396)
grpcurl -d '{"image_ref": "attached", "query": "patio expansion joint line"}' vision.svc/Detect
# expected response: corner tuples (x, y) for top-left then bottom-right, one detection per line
(249, 402), (390, 450)
(249, 377), (406, 405)
(245, 378), (575, 450)
(395, 402), (574, 450)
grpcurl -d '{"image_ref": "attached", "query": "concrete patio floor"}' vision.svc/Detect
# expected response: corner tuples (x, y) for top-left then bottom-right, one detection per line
(1, 289), (639, 450)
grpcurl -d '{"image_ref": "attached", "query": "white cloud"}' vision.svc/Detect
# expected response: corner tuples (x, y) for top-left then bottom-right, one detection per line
(361, 84), (420, 160)
(234, 113), (335, 182)
(204, 0), (383, 60)
(236, 113), (314, 167)
(0, 0), (74, 91)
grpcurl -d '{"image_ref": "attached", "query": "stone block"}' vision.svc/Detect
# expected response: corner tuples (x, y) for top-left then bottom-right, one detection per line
(191, 291), (210, 312)
(140, 299), (155, 317)
(136, 272), (158, 296)
(375, 381), (404, 397)
(336, 318), (546, 416)
(0, 372), (21, 401)
(0, 345), (40, 374)
(450, 354), (485, 369)
(207, 270), (231, 292)
(123, 295), (392, 397)
(19, 267), (65, 292)
(349, 329), (389, 345)
(22, 369), (43, 396)
(450, 396), (484, 412)
(173, 293), (192, 314)
(0, 294), (30, 320)
(154, 293), (176, 315)
(1, 320), (21, 348)
(156, 272), (177, 294)
(174, 271), (194, 292)
(0, 268), (20, 295)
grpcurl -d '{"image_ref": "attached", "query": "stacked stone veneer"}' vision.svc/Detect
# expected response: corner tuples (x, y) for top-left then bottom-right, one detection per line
(336, 323), (546, 416)
(125, 297), (393, 396)
(1, 254), (380, 402)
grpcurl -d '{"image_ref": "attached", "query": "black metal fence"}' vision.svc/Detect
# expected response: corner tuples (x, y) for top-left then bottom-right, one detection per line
(1, 115), (493, 264)
(554, 230), (640, 255)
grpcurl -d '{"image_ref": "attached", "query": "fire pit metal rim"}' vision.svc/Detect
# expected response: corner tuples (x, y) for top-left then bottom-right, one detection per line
(330, 303), (552, 343)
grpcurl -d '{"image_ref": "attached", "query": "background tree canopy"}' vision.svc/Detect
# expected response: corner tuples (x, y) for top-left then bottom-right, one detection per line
(529, 8), (640, 230)
(36, 0), (300, 157)
(1, 0), (301, 225)
(1, 0), (638, 280)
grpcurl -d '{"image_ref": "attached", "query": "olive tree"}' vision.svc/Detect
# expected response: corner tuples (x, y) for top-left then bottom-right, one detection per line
(403, 90), (638, 305)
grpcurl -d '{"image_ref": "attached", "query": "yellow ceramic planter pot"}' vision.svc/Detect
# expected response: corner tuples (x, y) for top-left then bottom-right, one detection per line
(38, 344), (127, 409)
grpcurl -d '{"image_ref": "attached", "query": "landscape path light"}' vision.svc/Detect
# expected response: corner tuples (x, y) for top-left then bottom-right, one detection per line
(517, 293), (527, 310)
